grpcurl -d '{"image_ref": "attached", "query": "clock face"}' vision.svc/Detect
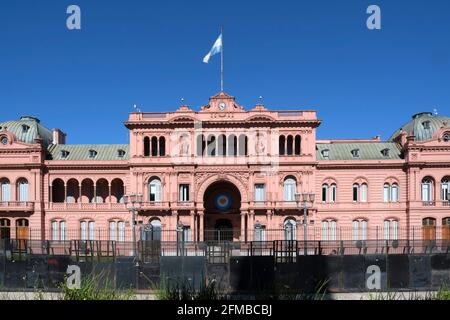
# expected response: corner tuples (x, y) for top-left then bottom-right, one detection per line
(218, 102), (226, 111)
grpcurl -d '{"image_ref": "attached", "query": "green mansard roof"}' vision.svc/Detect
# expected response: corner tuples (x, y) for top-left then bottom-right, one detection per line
(316, 142), (402, 161)
(47, 144), (130, 161)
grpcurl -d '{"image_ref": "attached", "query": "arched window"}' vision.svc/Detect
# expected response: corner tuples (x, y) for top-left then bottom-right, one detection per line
(330, 184), (337, 203)
(238, 134), (248, 156)
(383, 184), (390, 202)
(218, 134), (226, 156)
(360, 184), (368, 202)
(151, 137), (158, 157)
(228, 135), (237, 156)
(321, 220), (337, 241)
(422, 217), (436, 241)
(52, 179), (65, 203)
(422, 177), (434, 202)
(391, 184), (399, 202)
(207, 135), (216, 156)
(159, 137), (166, 156)
(118, 221), (126, 242)
(0, 178), (10, 202)
(109, 221), (117, 241)
(66, 179), (79, 203)
(441, 177), (450, 201)
(443, 132), (450, 142)
(352, 219), (368, 241)
(196, 134), (205, 157)
(286, 135), (293, 156)
(352, 184), (359, 202)
(109, 220), (126, 242)
(384, 219), (398, 241)
(279, 136), (285, 155)
(144, 137), (150, 157)
(284, 218), (296, 241)
(149, 178), (162, 202)
(52, 220), (66, 241)
(321, 184), (328, 202)
(294, 135), (301, 155)
(17, 179), (29, 202)
(150, 219), (162, 241)
(283, 177), (297, 202)
(80, 220), (95, 241)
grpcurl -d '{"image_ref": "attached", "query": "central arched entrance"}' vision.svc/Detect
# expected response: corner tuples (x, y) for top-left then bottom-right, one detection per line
(203, 180), (241, 242)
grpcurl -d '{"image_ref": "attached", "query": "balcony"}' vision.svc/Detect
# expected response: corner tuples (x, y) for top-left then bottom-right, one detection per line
(0, 201), (34, 212)
(140, 201), (171, 211)
(47, 202), (126, 211)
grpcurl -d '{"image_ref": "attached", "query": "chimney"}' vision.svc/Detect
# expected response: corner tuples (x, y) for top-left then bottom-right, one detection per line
(52, 129), (66, 145)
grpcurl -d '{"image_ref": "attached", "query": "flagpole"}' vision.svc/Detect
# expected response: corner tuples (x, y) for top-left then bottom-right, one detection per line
(221, 26), (224, 92)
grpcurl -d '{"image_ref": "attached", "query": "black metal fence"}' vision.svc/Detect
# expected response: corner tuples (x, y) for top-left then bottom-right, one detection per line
(1, 238), (450, 264)
(11, 226), (450, 242)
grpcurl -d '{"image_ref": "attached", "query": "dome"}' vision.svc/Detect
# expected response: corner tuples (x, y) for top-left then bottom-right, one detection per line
(390, 112), (450, 142)
(0, 116), (53, 146)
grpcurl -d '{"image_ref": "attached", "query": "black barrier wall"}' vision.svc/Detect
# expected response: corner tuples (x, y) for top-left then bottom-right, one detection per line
(1, 254), (450, 293)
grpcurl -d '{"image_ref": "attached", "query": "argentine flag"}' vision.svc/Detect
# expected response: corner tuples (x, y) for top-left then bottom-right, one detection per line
(203, 33), (223, 64)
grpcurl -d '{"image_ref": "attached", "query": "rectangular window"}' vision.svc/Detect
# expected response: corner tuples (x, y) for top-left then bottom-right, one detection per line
(109, 221), (117, 241)
(330, 221), (337, 241)
(353, 185), (359, 202)
(442, 183), (449, 201)
(391, 185), (399, 202)
(52, 221), (59, 241)
(383, 185), (390, 202)
(422, 183), (431, 202)
(321, 221), (329, 241)
(118, 221), (125, 242)
(88, 221), (95, 240)
(392, 220), (398, 240)
(182, 226), (191, 242)
(179, 184), (190, 202)
(352, 221), (359, 241)
(254, 225), (266, 241)
(361, 221), (367, 240)
(60, 221), (66, 241)
(19, 183), (28, 202)
(254, 184), (265, 202)
(80, 221), (87, 241)
(384, 220), (390, 240)
(330, 185), (337, 203)
(361, 185), (368, 202)
(1, 183), (10, 202)
(322, 185), (327, 202)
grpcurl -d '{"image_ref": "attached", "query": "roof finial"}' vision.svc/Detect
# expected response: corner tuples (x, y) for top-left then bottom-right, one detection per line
(258, 95), (264, 105)
(433, 108), (438, 116)
(133, 104), (141, 112)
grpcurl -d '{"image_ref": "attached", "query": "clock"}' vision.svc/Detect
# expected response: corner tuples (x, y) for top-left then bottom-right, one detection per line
(218, 102), (226, 111)
(0, 137), (7, 145)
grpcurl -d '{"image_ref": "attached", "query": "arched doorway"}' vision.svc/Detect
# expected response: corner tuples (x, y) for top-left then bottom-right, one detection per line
(203, 181), (241, 242)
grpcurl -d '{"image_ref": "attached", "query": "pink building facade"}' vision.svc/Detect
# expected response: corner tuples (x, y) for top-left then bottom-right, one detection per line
(1, 92), (450, 243)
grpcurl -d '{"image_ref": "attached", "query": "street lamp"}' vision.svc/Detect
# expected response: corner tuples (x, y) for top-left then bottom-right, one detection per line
(123, 192), (143, 264)
(295, 192), (315, 256)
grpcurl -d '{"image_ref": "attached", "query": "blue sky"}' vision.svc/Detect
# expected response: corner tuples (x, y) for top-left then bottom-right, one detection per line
(0, 0), (449, 144)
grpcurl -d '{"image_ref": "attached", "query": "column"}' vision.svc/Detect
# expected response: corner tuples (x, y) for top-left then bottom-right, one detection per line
(79, 184), (82, 209)
(240, 211), (247, 242)
(108, 183), (112, 209)
(190, 211), (196, 242)
(198, 210), (204, 242)
(248, 211), (255, 240)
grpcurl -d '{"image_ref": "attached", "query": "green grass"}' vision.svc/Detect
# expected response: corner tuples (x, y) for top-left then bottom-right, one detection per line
(58, 270), (134, 300)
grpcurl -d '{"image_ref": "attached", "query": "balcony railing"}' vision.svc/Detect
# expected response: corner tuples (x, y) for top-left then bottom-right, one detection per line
(47, 202), (126, 211)
(0, 201), (34, 211)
